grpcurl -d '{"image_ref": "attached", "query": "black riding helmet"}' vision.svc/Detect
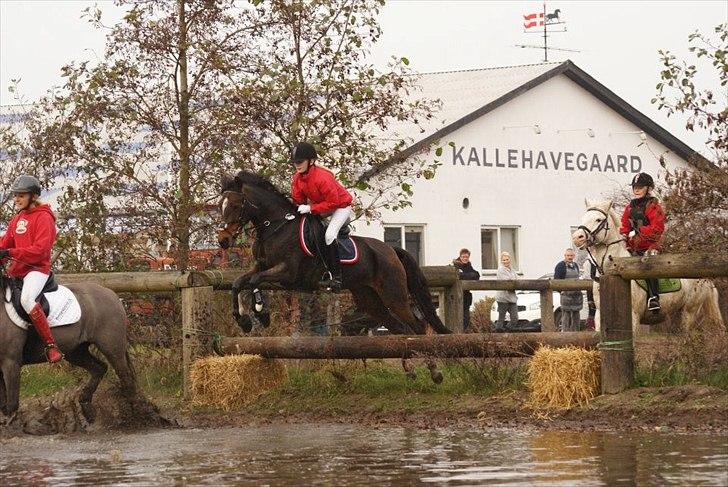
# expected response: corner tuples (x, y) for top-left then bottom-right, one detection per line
(631, 172), (654, 189)
(289, 142), (317, 163)
(11, 175), (42, 195)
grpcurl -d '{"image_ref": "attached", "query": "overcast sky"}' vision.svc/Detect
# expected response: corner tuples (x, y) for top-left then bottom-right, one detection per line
(1, 1), (726, 153)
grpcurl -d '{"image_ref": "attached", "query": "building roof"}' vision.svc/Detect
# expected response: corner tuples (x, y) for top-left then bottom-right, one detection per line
(361, 60), (707, 181)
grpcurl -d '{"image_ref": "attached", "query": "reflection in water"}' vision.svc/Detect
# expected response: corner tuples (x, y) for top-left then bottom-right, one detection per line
(0, 425), (726, 486)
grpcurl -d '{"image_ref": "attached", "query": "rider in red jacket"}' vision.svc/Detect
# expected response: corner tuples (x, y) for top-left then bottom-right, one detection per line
(290, 142), (353, 291)
(0, 175), (63, 363)
(620, 172), (665, 312)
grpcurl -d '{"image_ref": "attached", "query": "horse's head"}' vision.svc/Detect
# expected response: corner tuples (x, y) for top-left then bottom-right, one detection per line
(217, 174), (254, 250)
(572, 198), (616, 249)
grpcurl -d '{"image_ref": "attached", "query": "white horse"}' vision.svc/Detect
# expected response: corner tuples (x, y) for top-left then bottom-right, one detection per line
(571, 199), (723, 334)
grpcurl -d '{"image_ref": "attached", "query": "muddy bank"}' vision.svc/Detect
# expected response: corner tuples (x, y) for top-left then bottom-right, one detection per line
(171, 384), (728, 434)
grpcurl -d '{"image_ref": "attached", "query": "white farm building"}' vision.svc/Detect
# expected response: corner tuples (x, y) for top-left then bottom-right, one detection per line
(353, 60), (701, 278)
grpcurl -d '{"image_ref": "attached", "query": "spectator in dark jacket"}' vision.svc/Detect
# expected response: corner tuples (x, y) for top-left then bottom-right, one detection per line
(554, 248), (584, 332)
(452, 248), (480, 332)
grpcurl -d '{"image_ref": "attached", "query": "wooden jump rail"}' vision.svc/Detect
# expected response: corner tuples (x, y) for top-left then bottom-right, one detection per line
(217, 332), (600, 358)
(600, 253), (728, 394)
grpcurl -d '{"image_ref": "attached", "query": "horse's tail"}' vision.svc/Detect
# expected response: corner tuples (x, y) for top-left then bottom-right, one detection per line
(393, 246), (451, 334)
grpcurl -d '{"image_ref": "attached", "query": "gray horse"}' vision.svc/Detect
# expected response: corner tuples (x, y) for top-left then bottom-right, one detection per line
(0, 276), (137, 424)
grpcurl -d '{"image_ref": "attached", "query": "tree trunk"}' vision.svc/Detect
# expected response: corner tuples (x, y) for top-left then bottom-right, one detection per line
(176, 0), (191, 270)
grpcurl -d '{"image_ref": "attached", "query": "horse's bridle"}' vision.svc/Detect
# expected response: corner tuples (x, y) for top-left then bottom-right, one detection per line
(577, 207), (626, 280)
(219, 190), (295, 245)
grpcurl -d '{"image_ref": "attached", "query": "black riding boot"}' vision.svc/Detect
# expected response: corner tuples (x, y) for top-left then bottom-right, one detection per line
(320, 241), (343, 292)
(646, 278), (661, 312)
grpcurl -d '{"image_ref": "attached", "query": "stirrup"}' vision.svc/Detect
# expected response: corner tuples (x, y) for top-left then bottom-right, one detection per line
(647, 296), (661, 312)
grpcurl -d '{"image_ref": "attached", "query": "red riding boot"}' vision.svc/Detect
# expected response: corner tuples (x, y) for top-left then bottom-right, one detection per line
(29, 303), (64, 363)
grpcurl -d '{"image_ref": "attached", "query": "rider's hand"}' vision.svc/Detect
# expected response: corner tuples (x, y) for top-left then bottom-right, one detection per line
(0, 249), (9, 259)
(297, 205), (311, 214)
(628, 230), (636, 238)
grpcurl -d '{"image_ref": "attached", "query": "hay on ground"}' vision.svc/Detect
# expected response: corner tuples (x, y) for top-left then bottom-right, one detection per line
(190, 354), (287, 411)
(527, 345), (601, 410)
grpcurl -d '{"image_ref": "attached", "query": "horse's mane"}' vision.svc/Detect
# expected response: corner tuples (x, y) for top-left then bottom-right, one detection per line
(234, 170), (294, 208)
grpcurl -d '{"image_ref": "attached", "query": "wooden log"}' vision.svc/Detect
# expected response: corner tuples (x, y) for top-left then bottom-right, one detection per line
(57, 270), (212, 292)
(462, 279), (592, 291)
(217, 332), (600, 359)
(599, 275), (634, 394)
(540, 290), (555, 332)
(444, 279), (464, 333)
(182, 285), (214, 399)
(606, 253), (728, 280)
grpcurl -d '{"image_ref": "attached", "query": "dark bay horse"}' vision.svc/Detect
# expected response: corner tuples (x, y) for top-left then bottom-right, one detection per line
(0, 269), (137, 424)
(217, 171), (450, 341)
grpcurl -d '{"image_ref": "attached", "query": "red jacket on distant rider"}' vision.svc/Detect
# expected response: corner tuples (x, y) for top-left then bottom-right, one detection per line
(0, 203), (57, 278)
(619, 196), (664, 252)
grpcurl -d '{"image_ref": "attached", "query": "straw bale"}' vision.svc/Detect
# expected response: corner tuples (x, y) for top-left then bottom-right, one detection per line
(527, 345), (601, 410)
(190, 354), (287, 410)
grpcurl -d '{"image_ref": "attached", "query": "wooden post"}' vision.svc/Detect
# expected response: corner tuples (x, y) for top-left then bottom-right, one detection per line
(182, 285), (214, 399)
(539, 290), (555, 332)
(444, 280), (464, 333)
(599, 275), (634, 394)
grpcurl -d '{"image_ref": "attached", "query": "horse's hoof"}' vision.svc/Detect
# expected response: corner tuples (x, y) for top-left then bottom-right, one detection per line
(430, 370), (444, 384)
(258, 312), (271, 328)
(80, 401), (96, 423)
(237, 314), (253, 333)
(405, 371), (417, 381)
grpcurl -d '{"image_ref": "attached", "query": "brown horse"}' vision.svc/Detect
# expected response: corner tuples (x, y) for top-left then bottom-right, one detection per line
(0, 269), (137, 425)
(216, 171), (450, 343)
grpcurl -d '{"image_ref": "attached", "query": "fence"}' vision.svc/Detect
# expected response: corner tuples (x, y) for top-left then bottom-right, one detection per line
(55, 254), (724, 397)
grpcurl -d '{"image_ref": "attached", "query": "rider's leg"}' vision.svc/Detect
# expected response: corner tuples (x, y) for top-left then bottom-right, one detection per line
(321, 207), (352, 291)
(21, 271), (63, 363)
(646, 278), (661, 311)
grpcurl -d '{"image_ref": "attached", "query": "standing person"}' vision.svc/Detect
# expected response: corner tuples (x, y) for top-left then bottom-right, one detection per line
(495, 251), (519, 332)
(289, 142), (353, 292)
(554, 248), (584, 332)
(452, 248), (480, 332)
(620, 172), (665, 312)
(575, 249), (597, 330)
(0, 175), (63, 363)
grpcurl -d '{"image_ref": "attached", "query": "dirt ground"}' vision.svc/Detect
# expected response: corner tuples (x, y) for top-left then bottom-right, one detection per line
(170, 384), (728, 434)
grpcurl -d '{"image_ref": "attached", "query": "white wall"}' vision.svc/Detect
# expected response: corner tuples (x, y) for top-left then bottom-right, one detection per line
(353, 74), (692, 278)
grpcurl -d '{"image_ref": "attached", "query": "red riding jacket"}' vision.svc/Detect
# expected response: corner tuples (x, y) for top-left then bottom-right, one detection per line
(0, 204), (57, 277)
(291, 165), (353, 216)
(620, 196), (665, 252)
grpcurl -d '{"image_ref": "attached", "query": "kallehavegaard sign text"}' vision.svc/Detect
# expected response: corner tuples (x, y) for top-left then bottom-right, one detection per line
(452, 146), (643, 173)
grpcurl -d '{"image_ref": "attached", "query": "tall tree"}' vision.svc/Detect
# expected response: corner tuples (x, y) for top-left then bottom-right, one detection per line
(6, 0), (438, 270)
(653, 23), (728, 254)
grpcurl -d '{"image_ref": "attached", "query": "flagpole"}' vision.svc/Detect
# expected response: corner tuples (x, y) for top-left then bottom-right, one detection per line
(543, 1), (548, 62)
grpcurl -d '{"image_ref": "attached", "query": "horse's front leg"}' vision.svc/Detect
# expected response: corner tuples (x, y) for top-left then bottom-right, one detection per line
(247, 263), (290, 328)
(0, 358), (21, 420)
(231, 265), (262, 332)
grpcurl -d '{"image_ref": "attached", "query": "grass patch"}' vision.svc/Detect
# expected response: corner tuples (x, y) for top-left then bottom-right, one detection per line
(635, 364), (728, 390)
(20, 364), (78, 398)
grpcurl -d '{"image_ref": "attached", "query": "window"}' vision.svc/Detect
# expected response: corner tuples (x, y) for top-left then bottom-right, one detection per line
(383, 225), (424, 265)
(481, 226), (519, 271)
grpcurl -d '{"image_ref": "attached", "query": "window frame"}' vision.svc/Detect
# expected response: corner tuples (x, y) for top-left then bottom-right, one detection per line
(383, 224), (425, 265)
(480, 225), (521, 273)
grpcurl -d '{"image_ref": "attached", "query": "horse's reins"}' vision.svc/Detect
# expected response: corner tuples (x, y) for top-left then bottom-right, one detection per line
(577, 207), (626, 281)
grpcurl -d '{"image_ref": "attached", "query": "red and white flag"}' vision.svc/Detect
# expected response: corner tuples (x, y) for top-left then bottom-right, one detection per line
(523, 12), (544, 29)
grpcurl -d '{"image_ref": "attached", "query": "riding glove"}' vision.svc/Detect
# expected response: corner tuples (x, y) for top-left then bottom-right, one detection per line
(0, 249), (9, 259)
(628, 230), (636, 238)
(297, 205), (311, 214)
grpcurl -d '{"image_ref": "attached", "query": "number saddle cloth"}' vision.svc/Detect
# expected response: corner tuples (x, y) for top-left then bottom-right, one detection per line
(3, 273), (82, 330)
(298, 214), (359, 264)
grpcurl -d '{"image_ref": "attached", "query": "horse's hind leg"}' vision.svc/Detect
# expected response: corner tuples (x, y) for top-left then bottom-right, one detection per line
(65, 344), (108, 422)
(0, 359), (20, 419)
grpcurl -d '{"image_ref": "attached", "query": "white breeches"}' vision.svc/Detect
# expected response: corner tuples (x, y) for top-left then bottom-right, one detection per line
(325, 206), (353, 245)
(21, 271), (50, 313)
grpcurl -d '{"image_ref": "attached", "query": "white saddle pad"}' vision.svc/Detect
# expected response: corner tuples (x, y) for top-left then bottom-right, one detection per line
(4, 285), (82, 330)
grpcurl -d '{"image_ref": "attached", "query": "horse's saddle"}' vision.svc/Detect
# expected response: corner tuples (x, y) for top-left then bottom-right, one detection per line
(636, 278), (682, 294)
(3, 273), (82, 330)
(298, 215), (359, 264)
